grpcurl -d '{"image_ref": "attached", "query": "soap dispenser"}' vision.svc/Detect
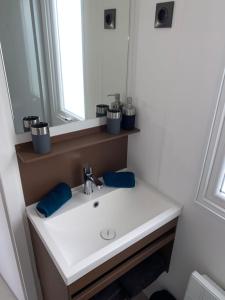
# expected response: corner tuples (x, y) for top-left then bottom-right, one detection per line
(108, 93), (123, 111)
(106, 109), (121, 135)
(122, 97), (136, 130)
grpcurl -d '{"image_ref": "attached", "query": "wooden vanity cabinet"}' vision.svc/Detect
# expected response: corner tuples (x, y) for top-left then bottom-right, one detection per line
(29, 218), (178, 300)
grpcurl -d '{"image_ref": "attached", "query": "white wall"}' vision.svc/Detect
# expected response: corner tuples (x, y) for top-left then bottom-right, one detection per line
(128, 0), (225, 299)
(0, 188), (24, 300)
(0, 48), (39, 300)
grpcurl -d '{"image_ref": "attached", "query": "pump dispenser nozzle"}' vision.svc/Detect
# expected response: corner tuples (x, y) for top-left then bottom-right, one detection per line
(107, 93), (123, 110)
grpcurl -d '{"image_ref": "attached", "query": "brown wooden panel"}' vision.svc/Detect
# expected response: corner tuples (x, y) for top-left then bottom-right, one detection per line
(29, 221), (69, 300)
(16, 126), (139, 163)
(72, 233), (175, 300)
(18, 134), (128, 205)
(68, 218), (178, 296)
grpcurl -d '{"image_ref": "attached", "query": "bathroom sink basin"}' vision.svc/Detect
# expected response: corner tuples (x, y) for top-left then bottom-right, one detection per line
(26, 178), (181, 285)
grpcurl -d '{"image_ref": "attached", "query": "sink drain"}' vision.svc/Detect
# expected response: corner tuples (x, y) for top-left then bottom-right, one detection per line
(100, 229), (116, 240)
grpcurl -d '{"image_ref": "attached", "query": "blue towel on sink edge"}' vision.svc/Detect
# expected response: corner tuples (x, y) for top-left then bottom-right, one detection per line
(103, 171), (135, 188)
(36, 183), (72, 218)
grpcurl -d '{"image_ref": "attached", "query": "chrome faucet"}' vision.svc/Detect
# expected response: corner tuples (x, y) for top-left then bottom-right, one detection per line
(83, 165), (103, 195)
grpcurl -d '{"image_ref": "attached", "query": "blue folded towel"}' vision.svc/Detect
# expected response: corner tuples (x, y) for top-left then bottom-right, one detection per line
(103, 171), (135, 188)
(36, 183), (72, 218)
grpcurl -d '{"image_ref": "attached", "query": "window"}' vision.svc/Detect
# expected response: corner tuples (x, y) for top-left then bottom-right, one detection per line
(196, 68), (225, 220)
(40, 0), (85, 122)
(55, 0), (85, 120)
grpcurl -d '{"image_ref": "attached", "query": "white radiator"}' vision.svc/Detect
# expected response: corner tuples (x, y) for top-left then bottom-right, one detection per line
(184, 271), (225, 300)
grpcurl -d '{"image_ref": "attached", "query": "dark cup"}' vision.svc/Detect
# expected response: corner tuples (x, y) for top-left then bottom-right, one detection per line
(31, 122), (51, 154)
(96, 104), (109, 117)
(23, 116), (40, 132)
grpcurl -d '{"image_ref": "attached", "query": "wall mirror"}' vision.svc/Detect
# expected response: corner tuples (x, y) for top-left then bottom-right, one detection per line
(0, 0), (130, 134)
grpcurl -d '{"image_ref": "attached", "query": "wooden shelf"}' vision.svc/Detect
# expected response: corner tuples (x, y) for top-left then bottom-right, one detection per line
(16, 127), (140, 164)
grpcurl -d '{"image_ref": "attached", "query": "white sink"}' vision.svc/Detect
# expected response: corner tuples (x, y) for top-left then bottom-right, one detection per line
(26, 178), (182, 286)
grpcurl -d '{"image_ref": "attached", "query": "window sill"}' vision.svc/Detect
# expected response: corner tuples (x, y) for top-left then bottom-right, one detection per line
(196, 197), (225, 221)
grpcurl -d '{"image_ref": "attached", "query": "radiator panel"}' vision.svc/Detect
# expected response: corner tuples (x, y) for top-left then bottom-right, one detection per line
(184, 271), (225, 300)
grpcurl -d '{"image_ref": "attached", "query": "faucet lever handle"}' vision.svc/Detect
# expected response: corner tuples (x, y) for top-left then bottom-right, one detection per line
(91, 174), (103, 190)
(83, 164), (93, 175)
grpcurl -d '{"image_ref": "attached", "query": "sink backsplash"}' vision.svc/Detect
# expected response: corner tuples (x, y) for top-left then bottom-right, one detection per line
(16, 126), (129, 206)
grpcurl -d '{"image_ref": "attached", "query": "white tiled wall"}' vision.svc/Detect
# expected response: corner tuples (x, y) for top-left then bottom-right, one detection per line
(128, 0), (225, 298)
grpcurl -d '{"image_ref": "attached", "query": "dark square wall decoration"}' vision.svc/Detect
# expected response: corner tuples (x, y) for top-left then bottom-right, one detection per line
(155, 2), (175, 28)
(104, 9), (116, 29)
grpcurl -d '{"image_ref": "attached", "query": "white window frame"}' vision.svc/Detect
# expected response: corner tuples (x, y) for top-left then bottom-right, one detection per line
(196, 67), (225, 220)
(39, 0), (85, 123)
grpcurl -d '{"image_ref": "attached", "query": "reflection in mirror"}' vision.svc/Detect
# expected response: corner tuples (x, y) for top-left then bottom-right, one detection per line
(0, 0), (130, 133)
